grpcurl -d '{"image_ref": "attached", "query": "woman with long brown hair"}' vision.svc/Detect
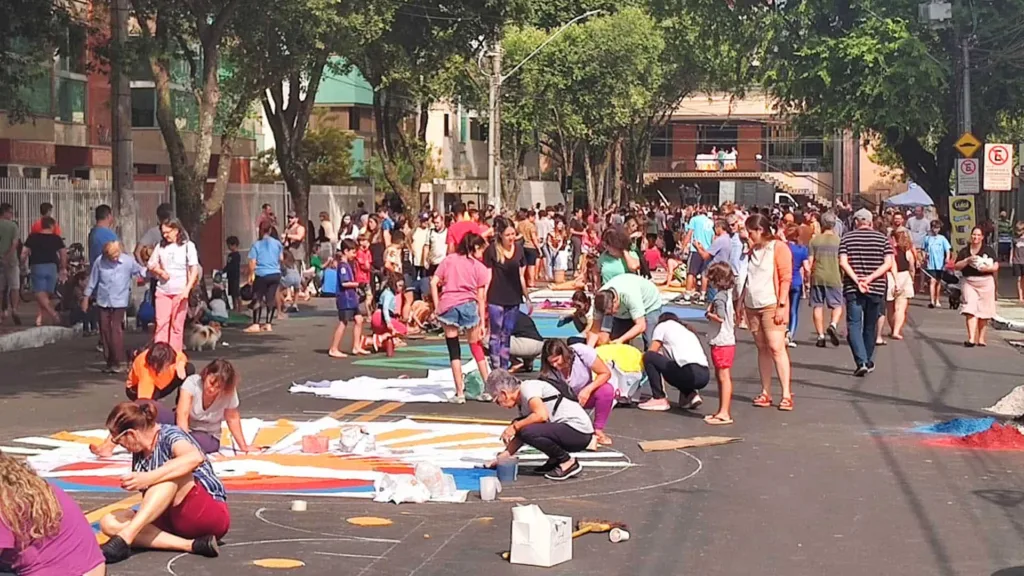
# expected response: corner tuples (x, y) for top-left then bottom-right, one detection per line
(886, 230), (917, 340)
(0, 450), (105, 575)
(147, 218), (199, 351)
(97, 402), (227, 564)
(484, 217), (531, 370)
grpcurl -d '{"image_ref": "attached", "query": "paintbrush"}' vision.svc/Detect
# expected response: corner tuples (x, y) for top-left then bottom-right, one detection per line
(572, 518), (628, 538)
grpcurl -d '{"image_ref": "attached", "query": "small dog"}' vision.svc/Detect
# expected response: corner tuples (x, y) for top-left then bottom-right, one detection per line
(187, 322), (222, 351)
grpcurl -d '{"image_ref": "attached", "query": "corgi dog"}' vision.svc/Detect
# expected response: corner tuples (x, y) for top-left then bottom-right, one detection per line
(188, 322), (222, 351)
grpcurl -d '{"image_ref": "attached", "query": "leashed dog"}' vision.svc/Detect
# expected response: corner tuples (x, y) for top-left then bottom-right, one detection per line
(187, 322), (222, 351)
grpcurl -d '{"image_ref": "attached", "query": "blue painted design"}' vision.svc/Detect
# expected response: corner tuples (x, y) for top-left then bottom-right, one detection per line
(911, 417), (996, 436)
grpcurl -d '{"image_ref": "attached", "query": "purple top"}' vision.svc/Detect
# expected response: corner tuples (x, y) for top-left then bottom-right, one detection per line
(561, 343), (599, 393)
(0, 484), (104, 576)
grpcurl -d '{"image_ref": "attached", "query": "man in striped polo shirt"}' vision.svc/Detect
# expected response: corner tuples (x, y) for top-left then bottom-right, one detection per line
(839, 209), (894, 376)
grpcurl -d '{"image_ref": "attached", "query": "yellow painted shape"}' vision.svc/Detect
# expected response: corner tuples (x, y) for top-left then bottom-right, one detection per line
(220, 428), (232, 448)
(252, 422), (298, 448)
(347, 516), (393, 527)
(229, 453), (404, 471)
(388, 432), (494, 449)
(319, 427), (343, 440)
(353, 401), (403, 422)
(253, 558), (306, 569)
(330, 400), (373, 419)
(50, 431), (103, 446)
(440, 443), (505, 451)
(409, 415), (509, 425)
(374, 428), (427, 442)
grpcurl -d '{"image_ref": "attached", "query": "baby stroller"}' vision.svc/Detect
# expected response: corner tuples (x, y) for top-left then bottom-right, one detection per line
(939, 269), (962, 309)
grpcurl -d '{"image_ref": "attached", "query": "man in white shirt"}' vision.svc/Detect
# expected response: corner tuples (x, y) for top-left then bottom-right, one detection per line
(423, 213), (448, 275)
(535, 210), (553, 280)
(412, 213), (431, 276)
(906, 206), (933, 291)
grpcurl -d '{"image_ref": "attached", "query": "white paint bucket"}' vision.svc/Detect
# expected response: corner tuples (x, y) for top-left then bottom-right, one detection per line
(291, 500), (308, 512)
(479, 477), (502, 501)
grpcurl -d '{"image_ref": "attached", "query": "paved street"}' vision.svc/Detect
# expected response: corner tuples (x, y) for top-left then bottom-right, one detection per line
(2, 299), (1024, 576)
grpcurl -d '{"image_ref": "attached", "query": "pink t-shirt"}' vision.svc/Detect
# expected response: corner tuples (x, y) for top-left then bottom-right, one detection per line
(0, 484), (104, 576)
(435, 254), (490, 314)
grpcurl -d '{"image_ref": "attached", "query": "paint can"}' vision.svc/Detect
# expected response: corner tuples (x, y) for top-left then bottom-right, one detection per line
(496, 457), (518, 483)
(609, 528), (630, 543)
(291, 500), (308, 512)
(479, 477), (502, 501)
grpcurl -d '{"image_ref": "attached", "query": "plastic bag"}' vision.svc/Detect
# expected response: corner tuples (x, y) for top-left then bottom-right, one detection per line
(464, 370), (485, 400)
(373, 474), (430, 504)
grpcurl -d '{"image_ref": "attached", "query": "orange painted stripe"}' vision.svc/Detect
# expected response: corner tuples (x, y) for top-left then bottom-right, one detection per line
(441, 443), (505, 451)
(86, 494), (143, 545)
(408, 415), (509, 425)
(252, 423), (297, 448)
(50, 431), (104, 446)
(374, 428), (427, 442)
(353, 402), (403, 422)
(330, 400), (374, 419)
(388, 432), (494, 449)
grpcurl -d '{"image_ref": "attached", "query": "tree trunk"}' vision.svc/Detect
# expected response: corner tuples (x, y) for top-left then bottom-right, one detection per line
(886, 128), (956, 215)
(613, 139), (623, 204)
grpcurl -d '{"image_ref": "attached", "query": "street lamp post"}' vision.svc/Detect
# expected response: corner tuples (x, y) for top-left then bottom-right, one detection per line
(485, 10), (602, 213)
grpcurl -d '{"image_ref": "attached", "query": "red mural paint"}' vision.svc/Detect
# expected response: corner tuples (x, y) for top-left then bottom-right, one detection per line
(926, 424), (1024, 451)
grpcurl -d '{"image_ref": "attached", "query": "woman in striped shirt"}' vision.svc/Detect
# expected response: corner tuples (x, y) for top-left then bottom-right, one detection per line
(97, 402), (228, 565)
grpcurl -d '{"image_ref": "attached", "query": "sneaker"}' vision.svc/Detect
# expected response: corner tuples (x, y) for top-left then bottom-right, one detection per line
(544, 459), (582, 481)
(865, 362), (875, 374)
(928, 303), (935, 309)
(100, 535), (133, 564)
(680, 392), (703, 410)
(787, 340), (797, 348)
(191, 535), (220, 558)
(827, 324), (840, 347)
(853, 365), (868, 377)
(638, 398), (671, 411)
(815, 336), (827, 348)
(449, 395), (466, 405)
(475, 392), (493, 402)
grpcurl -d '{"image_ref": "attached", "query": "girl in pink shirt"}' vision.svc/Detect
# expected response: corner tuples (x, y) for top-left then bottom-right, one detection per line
(430, 232), (491, 403)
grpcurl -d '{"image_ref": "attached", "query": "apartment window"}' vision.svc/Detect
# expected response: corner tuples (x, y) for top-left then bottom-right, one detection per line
(470, 119), (488, 141)
(802, 140), (824, 158)
(57, 26), (87, 76)
(697, 123), (738, 154)
(443, 113), (450, 137)
(56, 77), (86, 123)
(73, 168), (90, 179)
(650, 126), (671, 157)
(135, 164), (158, 174)
(23, 167), (43, 179)
(349, 107), (361, 131)
(131, 88), (156, 127)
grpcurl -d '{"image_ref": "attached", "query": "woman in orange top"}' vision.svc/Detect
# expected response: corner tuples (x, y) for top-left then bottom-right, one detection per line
(126, 341), (193, 402)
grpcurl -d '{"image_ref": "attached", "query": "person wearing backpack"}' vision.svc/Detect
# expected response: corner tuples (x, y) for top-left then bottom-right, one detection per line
(538, 339), (614, 446)
(486, 368), (594, 481)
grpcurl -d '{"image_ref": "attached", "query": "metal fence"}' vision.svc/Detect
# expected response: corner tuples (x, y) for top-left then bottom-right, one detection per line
(0, 178), (374, 259)
(0, 178), (170, 249)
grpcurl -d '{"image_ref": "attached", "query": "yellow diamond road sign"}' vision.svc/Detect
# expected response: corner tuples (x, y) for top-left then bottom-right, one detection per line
(955, 132), (981, 158)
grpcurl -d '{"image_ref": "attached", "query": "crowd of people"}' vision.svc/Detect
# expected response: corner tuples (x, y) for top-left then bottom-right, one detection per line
(0, 190), (1011, 571)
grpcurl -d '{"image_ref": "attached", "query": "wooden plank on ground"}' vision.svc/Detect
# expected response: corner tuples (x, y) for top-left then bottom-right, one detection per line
(638, 436), (741, 452)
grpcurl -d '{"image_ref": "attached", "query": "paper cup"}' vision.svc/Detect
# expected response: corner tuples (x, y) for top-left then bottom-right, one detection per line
(609, 528), (630, 543)
(291, 500), (308, 512)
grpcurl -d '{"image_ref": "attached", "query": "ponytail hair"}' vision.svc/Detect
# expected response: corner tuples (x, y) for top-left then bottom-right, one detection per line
(105, 401), (158, 437)
(457, 232), (486, 257)
(656, 312), (698, 335)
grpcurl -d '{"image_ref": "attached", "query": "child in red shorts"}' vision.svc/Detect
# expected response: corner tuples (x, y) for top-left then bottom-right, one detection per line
(704, 262), (736, 425)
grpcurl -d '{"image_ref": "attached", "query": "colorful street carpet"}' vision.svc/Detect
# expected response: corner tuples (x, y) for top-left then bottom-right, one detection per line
(10, 418), (631, 500)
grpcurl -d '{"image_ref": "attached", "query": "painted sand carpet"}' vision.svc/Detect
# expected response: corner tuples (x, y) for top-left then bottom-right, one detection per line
(10, 417), (630, 500)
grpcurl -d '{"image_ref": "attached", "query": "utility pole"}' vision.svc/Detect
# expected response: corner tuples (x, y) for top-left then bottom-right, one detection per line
(487, 41), (502, 213)
(110, 0), (136, 250)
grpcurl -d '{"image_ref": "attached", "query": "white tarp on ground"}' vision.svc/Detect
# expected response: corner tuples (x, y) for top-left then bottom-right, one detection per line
(290, 365), (479, 403)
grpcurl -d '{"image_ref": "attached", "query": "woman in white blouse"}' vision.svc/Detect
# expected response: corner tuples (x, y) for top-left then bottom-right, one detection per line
(147, 219), (199, 352)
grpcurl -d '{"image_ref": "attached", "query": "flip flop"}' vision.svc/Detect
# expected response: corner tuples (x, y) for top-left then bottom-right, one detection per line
(704, 414), (734, 425)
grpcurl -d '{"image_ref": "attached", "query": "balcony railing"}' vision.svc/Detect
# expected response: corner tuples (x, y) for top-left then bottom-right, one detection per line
(646, 155), (829, 174)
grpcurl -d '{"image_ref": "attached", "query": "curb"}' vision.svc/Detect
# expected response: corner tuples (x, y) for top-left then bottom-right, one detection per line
(0, 325), (80, 353)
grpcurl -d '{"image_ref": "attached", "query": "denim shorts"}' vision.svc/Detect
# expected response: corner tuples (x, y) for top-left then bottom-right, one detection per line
(30, 263), (58, 294)
(437, 301), (480, 329)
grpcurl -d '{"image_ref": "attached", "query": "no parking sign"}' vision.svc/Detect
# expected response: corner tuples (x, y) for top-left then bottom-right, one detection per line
(984, 143), (1013, 191)
(956, 158), (979, 194)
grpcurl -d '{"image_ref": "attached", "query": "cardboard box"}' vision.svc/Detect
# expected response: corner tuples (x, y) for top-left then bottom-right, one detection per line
(509, 505), (572, 567)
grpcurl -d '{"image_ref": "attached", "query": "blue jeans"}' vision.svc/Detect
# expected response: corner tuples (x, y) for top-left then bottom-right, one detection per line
(845, 292), (883, 367)
(788, 287), (802, 336)
(487, 303), (519, 370)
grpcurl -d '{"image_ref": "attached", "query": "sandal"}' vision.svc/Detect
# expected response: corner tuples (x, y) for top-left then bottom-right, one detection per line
(778, 397), (794, 411)
(704, 414), (734, 426)
(752, 393), (773, 408)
